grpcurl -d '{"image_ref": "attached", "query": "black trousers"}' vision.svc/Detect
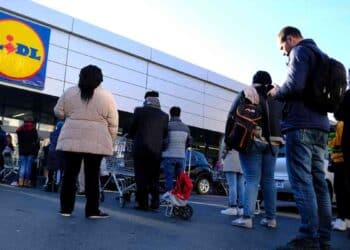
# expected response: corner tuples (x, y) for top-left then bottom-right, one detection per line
(134, 154), (161, 208)
(60, 152), (102, 216)
(333, 162), (350, 220)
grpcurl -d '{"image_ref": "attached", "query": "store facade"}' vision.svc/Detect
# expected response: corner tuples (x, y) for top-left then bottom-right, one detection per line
(0, 1), (245, 161)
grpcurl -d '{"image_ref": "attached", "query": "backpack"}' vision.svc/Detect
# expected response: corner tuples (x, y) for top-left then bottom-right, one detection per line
(225, 97), (263, 153)
(303, 45), (347, 113)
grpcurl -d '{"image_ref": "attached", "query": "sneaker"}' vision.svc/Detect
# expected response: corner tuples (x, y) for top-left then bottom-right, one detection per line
(260, 218), (277, 228)
(332, 218), (346, 231)
(276, 238), (319, 250)
(59, 211), (71, 217)
(231, 217), (253, 229)
(221, 207), (238, 216)
(237, 207), (244, 216)
(345, 219), (350, 229)
(86, 211), (110, 219)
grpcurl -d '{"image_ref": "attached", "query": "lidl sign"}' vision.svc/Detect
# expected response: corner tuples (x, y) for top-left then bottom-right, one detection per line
(0, 11), (51, 89)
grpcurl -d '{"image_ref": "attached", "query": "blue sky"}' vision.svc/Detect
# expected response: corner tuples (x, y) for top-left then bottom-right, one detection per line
(33, 0), (349, 85)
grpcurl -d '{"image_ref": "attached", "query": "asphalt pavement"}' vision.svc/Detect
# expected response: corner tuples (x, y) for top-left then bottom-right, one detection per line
(0, 184), (348, 250)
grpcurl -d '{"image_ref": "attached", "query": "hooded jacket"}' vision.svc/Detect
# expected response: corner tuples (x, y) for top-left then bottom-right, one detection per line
(275, 39), (329, 132)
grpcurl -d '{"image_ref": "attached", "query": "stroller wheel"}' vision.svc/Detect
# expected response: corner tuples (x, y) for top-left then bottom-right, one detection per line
(100, 191), (105, 202)
(181, 205), (193, 220)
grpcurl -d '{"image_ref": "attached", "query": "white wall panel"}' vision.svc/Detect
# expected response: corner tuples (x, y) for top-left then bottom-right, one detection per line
(147, 76), (204, 104)
(46, 61), (66, 81)
(207, 70), (246, 92)
(0, 0), (73, 31)
(72, 19), (151, 59)
(102, 78), (145, 101)
(64, 66), (79, 84)
(148, 64), (205, 91)
(67, 51), (147, 88)
(42, 78), (64, 97)
(204, 118), (225, 133)
(114, 95), (143, 113)
(69, 36), (148, 73)
(205, 84), (236, 102)
(158, 93), (203, 116)
(204, 106), (227, 122)
(204, 95), (232, 113)
(50, 29), (69, 48)
(181, 112), (203, 129)
(151, 49), (207, 80)
(48, 45), (67, 65)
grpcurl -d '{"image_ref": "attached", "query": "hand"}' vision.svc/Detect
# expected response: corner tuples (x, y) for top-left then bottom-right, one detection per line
(267, 84), (280, 97)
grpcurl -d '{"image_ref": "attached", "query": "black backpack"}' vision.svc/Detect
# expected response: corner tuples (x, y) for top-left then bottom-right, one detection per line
(225, 97), (263, 153)
(303, 45), (347, 113)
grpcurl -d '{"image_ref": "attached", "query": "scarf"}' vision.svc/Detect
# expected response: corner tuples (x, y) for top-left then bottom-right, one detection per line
(143, 97), (160, 109)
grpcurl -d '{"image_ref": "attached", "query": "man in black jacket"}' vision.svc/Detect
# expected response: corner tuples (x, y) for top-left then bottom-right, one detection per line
(129, 91), (169, 211)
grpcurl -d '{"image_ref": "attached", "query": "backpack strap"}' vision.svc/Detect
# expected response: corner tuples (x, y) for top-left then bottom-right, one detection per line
(260, 95), (276, 156)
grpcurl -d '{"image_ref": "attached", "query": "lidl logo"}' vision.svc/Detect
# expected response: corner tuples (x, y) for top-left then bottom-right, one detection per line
(0, 11), (50, 89)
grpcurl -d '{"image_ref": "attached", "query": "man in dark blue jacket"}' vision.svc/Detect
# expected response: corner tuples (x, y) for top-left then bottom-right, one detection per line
(269, 26), (332, 250)
(129, 91), (169, 211)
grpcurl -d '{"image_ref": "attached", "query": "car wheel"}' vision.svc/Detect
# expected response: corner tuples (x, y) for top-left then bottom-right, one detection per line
(196, 177), (211, 195)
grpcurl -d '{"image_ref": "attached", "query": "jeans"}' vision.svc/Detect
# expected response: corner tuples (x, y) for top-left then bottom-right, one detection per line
(18, 155), (34, 179)
(162, 157), (185, 192)
(225, 172), (244, 207)
(239, 141), (279, 219)
(285, 129), (332, 246)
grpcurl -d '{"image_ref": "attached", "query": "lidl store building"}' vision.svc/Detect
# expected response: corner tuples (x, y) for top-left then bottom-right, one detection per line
(0, 1), (245, 161)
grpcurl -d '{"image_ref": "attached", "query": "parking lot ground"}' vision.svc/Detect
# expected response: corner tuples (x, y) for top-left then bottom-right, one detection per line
(0, 184), (348, 250)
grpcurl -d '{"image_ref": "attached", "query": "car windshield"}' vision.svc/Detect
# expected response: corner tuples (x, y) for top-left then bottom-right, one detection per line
(186, 150), (209, 166)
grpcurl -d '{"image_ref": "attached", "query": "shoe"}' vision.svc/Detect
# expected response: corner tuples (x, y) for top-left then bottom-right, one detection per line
(260, 218), (277, 228)
(59, 211), (71, 217)
(86, 211), (110, 219)
(76, 191), (85, 196)
(231, 217), (253, 229)
(345, 218), (350, 229)
(238, 207), (244, 216)
(332, 218), (346, 231)
(275, 238), (319, 250)
(221, 207), (238, 216)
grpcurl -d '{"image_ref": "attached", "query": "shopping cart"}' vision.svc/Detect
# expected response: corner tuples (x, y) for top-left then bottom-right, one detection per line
(100, 136), (136, 207)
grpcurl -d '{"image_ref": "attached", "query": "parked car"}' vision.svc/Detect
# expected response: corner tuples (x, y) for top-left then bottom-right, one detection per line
(160, 149), (213, 195)
(273, 146), (335, 202)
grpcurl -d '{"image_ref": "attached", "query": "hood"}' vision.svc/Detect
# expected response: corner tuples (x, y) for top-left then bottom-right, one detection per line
(16, 121), (35, 133)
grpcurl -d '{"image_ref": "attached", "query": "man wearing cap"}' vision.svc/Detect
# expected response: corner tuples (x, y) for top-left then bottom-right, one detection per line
(129, 91), (169, 211)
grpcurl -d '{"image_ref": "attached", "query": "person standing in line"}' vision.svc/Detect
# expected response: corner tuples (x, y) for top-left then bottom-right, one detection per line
(161, 106), (192, 195)
(16, 117), (39, 187)
(334, 88), (350, 236)
(219, 139), (244, 216)
(228, 71), (283, 229)
(269, 26), (332, 250)
(0, 121), (7, 171)
(129, 91), (168, 211)
(55, 65), (118, 219)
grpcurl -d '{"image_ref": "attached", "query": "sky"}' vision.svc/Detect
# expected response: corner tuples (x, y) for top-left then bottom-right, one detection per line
(32, 0), (350, 85)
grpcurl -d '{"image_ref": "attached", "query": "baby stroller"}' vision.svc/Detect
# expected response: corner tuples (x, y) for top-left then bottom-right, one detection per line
(161, 149), (194, 220)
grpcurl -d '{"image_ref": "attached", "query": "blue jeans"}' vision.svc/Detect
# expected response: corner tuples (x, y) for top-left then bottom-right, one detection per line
(225, 172), (244, 207)
(286, 129), (331, 246)
(18, 155), (34, 179)
(162, 157), (185, 192)
(239, 141), (279, 219)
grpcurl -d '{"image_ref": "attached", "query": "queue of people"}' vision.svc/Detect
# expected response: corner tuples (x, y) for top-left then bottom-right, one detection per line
(0, 25), (349, 250)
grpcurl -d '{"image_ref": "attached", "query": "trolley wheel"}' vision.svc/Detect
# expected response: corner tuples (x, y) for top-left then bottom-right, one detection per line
(119, 197), (125, 208)
(173, 206), (181, 217)
(100, 191), (105, 202)
(181, 205), (193, 220)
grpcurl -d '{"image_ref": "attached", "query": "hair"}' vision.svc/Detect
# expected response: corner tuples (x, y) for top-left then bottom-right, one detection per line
(278, 26), (303, 42)
(78, 65), (103, 103)
(252, 71), (272, 85)
(144, 91), (159, 99)
(170, 106), (181, 117)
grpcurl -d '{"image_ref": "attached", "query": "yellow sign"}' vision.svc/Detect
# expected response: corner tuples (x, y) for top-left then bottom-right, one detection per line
(0, 19), (45, 80)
